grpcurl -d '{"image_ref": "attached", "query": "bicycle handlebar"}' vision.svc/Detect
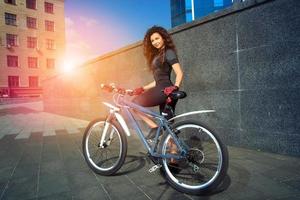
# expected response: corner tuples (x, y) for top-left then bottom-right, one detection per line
(100, 83), (184, 99)
(100, 83), (133, 96)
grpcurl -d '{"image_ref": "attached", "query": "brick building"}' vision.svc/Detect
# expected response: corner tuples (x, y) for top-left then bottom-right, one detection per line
(0, 0), (65, 97)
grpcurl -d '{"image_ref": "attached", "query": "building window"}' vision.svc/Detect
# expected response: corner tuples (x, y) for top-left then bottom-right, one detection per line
(26, 0), (36, 9)
(27, 17), (37, 29)
(45, 2), (54, 13)
(171, 0), (233, 27)
(29, 76), (39, 87)
(45, 20), (54, 31)
(6, 34), (18, 46)
(46, 39), (55, 49)
(28, 57), (38, 68)
(4, 0), (16, 5)
(27, 37), (37, 48)
(5, 13), (17, 26)
(7, 55), (18, 67)
(46, 58), (55, 69)
(8, 76), (19, 87)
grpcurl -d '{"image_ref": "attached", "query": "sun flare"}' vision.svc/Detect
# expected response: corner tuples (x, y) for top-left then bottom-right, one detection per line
(63, 59), (74, 73)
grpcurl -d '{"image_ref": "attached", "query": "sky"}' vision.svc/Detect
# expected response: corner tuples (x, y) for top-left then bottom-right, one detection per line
(64, 0), (171, 66)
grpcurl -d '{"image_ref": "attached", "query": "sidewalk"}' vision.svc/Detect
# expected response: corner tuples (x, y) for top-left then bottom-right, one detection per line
(0, 97), (42, 105)
(0, 102), (299, 200)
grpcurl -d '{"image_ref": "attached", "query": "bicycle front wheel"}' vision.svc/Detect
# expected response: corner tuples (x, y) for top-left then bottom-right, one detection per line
(160, 120), (228, 194)
(82, 118), (127, 175)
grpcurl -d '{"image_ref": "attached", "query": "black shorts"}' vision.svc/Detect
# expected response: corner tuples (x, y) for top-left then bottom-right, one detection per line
(132, 83), (177, 113)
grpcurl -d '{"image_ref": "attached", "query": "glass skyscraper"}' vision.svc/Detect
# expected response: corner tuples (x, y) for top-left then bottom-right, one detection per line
(171, 0), (233, 27)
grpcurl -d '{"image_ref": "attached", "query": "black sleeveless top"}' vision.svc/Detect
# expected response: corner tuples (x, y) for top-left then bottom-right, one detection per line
(151, 49), (179, 86)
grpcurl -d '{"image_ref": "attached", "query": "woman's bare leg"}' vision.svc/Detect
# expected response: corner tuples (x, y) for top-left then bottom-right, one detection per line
(168, 139), (178, 164)
(133, 110), (157, 128)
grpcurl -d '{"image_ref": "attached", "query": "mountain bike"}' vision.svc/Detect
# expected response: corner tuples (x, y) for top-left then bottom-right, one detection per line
(82, 84), (228, 195)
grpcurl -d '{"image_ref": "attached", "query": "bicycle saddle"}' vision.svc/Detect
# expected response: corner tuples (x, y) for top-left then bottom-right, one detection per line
(170, 91), (187, 100)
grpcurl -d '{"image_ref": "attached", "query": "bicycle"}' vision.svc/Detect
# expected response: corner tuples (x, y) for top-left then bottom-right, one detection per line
(82, 84), (228, 195)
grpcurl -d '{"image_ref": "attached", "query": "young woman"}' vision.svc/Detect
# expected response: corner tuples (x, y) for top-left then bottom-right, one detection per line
(131, 26), (184, 139)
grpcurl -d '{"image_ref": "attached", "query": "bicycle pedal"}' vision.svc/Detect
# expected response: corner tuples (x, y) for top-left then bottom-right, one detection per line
(148, 164), (162, 173)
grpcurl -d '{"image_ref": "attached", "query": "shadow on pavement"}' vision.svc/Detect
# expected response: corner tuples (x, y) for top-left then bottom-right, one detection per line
(114, 155), (146, 176)
(196, 160), (250, 197)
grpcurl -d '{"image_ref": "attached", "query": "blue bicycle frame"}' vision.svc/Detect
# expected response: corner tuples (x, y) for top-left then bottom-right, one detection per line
(106, 94), (187, 160)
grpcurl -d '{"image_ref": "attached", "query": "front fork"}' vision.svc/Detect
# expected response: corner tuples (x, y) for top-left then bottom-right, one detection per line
(99, 112), (114, 148)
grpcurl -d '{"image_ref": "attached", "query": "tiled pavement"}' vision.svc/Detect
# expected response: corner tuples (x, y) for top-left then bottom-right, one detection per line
(0, 102), (300, 200)
(0, 102), (88, 140)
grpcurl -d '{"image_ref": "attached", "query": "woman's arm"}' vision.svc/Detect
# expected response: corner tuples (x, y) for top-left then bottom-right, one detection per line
(143, 81), (156, 90)
(172, 63), (184, 87)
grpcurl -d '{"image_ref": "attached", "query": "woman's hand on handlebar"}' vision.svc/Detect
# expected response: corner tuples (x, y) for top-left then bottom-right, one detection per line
(131, 87), (144, 95)
(100, 83), (114, 92)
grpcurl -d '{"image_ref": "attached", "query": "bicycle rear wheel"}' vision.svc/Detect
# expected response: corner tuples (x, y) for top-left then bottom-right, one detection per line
(160, 120), (228, 194)
(82, 118), (127, 175)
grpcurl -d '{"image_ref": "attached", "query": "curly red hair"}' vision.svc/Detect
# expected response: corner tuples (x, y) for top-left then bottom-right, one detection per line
(143, 26), (177, 71)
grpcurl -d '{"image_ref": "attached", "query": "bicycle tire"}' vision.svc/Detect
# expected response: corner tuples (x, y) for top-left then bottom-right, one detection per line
(82, 118), (127, 175)
(160, 119), (228, 194)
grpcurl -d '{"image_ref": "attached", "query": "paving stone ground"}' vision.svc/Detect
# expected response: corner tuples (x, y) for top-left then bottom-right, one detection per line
(0, 101), (299, 200)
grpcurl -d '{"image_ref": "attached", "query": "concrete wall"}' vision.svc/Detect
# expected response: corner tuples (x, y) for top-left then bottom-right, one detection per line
(43, 0), (300, 156)
(43, 42), (152, 120)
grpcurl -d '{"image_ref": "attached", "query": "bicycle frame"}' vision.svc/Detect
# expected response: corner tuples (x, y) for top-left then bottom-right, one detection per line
(101, 94), (215, 160)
